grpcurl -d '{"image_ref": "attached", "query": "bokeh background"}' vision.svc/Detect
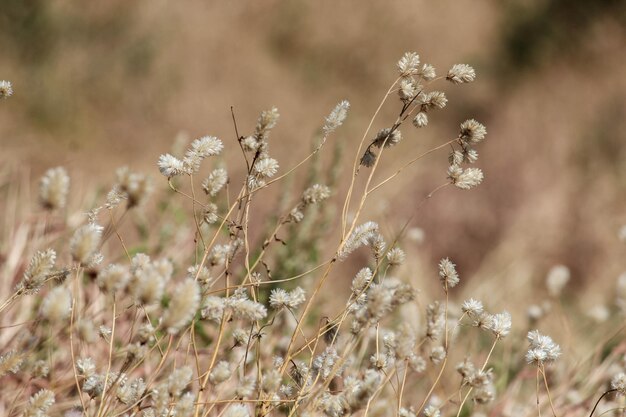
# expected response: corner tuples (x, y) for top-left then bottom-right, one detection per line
(1, 0), (625, 304)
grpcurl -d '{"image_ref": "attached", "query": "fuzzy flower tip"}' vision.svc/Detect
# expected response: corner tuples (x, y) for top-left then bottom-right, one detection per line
(447, 165), (484, 190)
(158, 153), (185, 178)
(398, 52), (420, 76)
(525, 330), (561, 365)
(324, 100), (350, 134)
(40, 167), (70, 210)
(447, 64), (476, 84)
(162, 279), (201, 334)
(0, 80), (13, 99)
(438, 258), (459, 289)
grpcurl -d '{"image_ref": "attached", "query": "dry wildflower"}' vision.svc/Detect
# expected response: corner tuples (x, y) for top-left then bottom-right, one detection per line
(421, 91), (447, 109)
(115, 167), (153, 207)
(201, 296), (225, 322)
(372, 128), (402, 148)
(203, 203), (219, 224)
(302, 184), (331, 205)
(399, 77), (419, 101)
(447, 165), (484, 190)
(546, 265), (570, 297)
(76, 357), (96, 377)
(430, 346), (447, 364)
(41, 287), (72, 322)
(461, 298), (484, 318)
(438, 257), (460, 289)
(226, 290), (267, 321)
(426, 301), (446, 341)
(32, 360), (50, 378)
(419, 63), (436, 80)
(158, 154), (185, 178)
(174, 392), (194, 417)
(487, 311), (512, 338)
(209, 360), (232, 385)
(386, 247), (406, 266)
(611, 373), (626, 395)
(255, 107), (280, 138)
(525, 330), (561, 365)
(323, 100), (350, 134)
(17, 249), (56, 294)
(351, 267), (373, 295)
(408, 354), (426, 373)
(321, 392), (349, 417)
(0, 80), (13, 98)
(202, 168), (228, 196)
(183, 136), (224, 173)
(397, 52), (420, 76)
(223, 404), (251, 417)
(163, 279), (200, 334)
(0, 350), (24, 376)
(168, 366), (193, 397)
(344, 369), (382, 410)
(99, 325), (112, 341)
(447, 64), (476, 84)
(69, 223), (103, 266)
(269, 287), (306, 310)
(262, 369), (282, 392)
(313, 347), (341, 380)
(23, 389), (55, 417)
(97, 264), (130, 294)
(39, 167), (70, 210)
(132, 267), (165, 305)
(424, 405), (441, 417)
(459, 119), (487, 144)
(338, 221), (379, 261)
(413, 112), (428, 128)
(254, 157), (279, 178)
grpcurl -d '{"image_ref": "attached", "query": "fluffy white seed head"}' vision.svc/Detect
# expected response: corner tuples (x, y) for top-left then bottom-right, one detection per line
(459, 119), (487, 144)
(70, 223), (103, 266)
(302, 184), (331, 205)
(97, 264), (130, 294)
(162, 279), (201, 334)
(324, 100), (350, 134)
(24, 389), (55, 417)
(419, 64), (436, 80)
(611, 373), (626, 395)
(338, 221), (379, 261)
(0, 80), (13, 99)
(39, 167), (70, 210)
(439, 258), (460, 289)
(209, 361), (232, 385)
(41, 287), (72, 322)
(447, 64), (476, 84)
(269, 287), (306, 310)
(525, 330), (561, 365)
(254, 157), (279, 178)
(461, 298), (484, 318)
(372, 128), (402, 148)
(487, 311), (512, 338)
(448, 165), (484, 190)
(18, 249), (57, 294)
(202, 168), (228, 196)
(158, 154), (185, 178)
(413, 112), (428, 128)
(397, 52), (420, 76)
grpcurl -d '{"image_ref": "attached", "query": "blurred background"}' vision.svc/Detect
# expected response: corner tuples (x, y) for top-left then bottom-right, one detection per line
(1, 0), (625, 306)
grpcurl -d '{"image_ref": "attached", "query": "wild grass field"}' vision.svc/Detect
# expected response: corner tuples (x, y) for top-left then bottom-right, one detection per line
(1, 2), (626, 417)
